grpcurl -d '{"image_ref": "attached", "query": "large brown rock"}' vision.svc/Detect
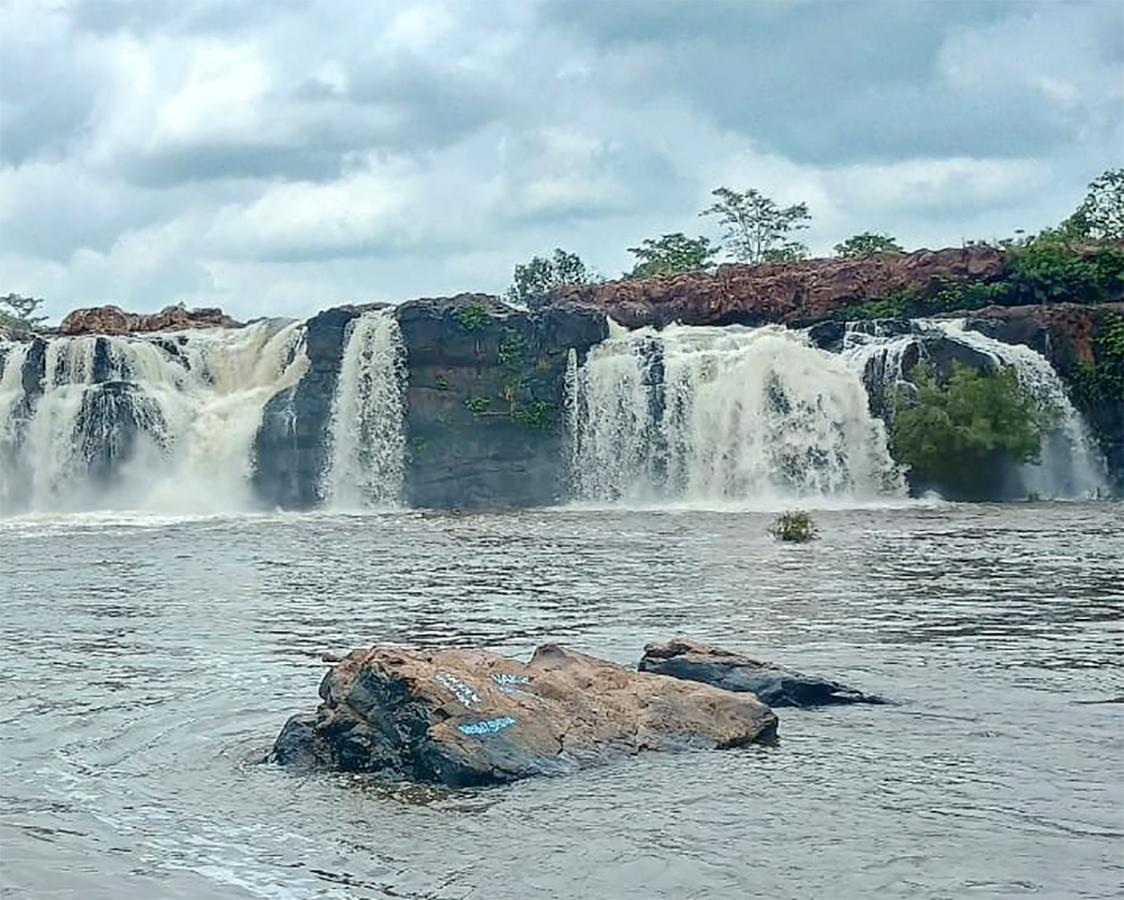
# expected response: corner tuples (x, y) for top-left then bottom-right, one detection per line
(59, 303), (241, 336)
(270, 643), (778, 786)
(550, 246), (1004, 328)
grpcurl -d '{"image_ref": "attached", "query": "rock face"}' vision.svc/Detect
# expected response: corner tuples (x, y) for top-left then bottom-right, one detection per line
(397, 295), (607, 507)
(550, 246), (1003, 328)
(270, 643), (778, 786)
(60, 304), (241, 336)
(639, 639), (884, 707)
(254, 305), (375, 508)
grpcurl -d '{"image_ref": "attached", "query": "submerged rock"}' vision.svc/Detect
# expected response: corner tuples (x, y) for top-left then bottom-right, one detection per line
(639, 639), (884, 708)
(270, 643), (777, 786)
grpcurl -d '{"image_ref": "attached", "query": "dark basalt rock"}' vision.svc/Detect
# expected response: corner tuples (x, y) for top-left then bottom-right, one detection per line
(396, 295), (607, 508)
(253, 305), (377, 508)
(270, 643), (777, 787)
(639, 638), (885, 708)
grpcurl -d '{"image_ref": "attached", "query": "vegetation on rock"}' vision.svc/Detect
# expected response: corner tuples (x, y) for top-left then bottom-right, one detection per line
(506, 249), (594, 309)
(768, 510), (818, 543)
(454, 303), (489, 333)
(833, 232), (905, 258)
(625, 233), (718, 278)
(890, 362), (1053, 498)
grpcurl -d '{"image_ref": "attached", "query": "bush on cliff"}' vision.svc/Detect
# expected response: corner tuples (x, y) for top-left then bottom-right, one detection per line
(626, 233), (718, 278)
(506, 249), (595, 309)
(890, 362), (1052, 499)
(833, 232), (905, 258)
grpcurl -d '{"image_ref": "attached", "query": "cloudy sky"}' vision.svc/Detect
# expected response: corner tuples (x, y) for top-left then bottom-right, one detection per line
(2, 0), (1121, 322)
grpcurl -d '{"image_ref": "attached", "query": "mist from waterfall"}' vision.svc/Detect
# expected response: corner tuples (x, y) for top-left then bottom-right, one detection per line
(566, 323), (905, 505)
(321, 310), (407, 509)
(840, 319), (1109, 499)
(0, 321), (308, 515)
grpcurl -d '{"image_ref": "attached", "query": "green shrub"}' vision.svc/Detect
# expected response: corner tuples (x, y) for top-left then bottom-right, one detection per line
(890, 362), (1053, 497)
(511, 400), (553, 431)
(454, 304), (489, 333)
(768, 510), (818, 543)
(464, 396), (492, 414)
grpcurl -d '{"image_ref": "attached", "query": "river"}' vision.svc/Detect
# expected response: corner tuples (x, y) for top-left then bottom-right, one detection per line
(1, 502), (1121, 898)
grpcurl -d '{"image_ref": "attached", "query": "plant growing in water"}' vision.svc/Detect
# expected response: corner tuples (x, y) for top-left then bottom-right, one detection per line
(769, 510), (818, 543)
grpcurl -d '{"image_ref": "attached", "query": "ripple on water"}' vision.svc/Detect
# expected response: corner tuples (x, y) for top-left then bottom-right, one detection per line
(0, 503), (1121, 899)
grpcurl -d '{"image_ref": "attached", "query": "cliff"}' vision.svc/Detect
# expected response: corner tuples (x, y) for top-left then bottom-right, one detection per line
(549, 246), (1004, 328)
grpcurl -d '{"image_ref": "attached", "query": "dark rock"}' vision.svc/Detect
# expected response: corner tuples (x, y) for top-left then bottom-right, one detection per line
(396, 295), (607, 508)
(639, 638), (884, 708)
(269, 643), (778, 786)
(253, 305), (375, 508)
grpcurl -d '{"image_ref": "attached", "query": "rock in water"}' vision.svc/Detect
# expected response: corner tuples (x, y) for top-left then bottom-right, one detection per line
(639, 638), (884, 708)
(270, 643), (778, 786)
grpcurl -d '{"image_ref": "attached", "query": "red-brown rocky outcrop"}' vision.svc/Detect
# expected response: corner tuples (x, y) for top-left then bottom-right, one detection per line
(270, 643), (778, 786)
(549, 246), (1004, 328)
(59, 304), (241, 336)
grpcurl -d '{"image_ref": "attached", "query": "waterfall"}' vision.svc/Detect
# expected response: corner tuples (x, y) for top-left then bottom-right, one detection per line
(321, 310), (407, 509)
(567, 323), (905, 504)
(0, 320), (308, 514)
(840, 319), (1108, 499)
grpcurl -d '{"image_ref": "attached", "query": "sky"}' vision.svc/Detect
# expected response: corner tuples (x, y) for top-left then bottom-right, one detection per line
(1, 0), (1121, 322)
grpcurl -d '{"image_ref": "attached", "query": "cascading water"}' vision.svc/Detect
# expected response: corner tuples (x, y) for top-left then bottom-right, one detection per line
(840, 319), (1108, 499)
(567, 323), (905, 504)
(321, 309), (407, 509)
(0, 320), (308, 514)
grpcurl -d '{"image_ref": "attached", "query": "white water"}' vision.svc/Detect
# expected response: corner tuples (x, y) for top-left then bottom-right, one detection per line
(840, 319), (1109, 499)
(0, 321), (308, 515)
(567, 323), (905, 504)
(321, 310), (407, 509)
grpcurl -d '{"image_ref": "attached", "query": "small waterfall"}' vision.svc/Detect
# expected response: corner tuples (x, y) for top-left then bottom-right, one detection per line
(321, 310), (407, 509)
(839, 319), (1108, 499)
(0, 321), (308, 514)
(567, 324), (904, 504)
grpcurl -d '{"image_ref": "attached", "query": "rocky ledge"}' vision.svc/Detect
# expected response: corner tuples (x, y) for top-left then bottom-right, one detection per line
(60, 303), (242, 336)
(549, 246), (1003, 328)
(639, 639), (884, 707)
(270, 643), (778, 786)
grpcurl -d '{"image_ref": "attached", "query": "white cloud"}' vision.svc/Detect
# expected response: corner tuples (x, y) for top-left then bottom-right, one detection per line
(0, 0), (1119, 322)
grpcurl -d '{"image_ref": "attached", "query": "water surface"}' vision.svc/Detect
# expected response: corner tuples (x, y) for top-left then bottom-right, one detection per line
(1, 504), (1121, 898)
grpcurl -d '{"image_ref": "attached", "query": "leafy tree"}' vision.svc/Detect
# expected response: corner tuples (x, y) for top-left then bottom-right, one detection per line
(0, 293), (47, 332)
(506, 248), (593, 309)
(1061, 168), (1124, 242)
(833, 232), (905, 258)
(700, 187), (811, 264)
(890, 362), (1051, 499)
(626, 232), (718, 278)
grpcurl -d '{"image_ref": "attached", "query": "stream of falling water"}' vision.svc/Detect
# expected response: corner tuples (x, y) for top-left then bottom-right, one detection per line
(0, 321), (308, 514)
(840, 319), (1108, 499)
(320, 310), (407, 509)
(566, 323), (904, 504)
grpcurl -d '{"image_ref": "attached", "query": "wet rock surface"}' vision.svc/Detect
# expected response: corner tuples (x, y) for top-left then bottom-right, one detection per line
(397, 295), (607, 508)
(270, 643), (778, 786)
(639, 639), (885, 707)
